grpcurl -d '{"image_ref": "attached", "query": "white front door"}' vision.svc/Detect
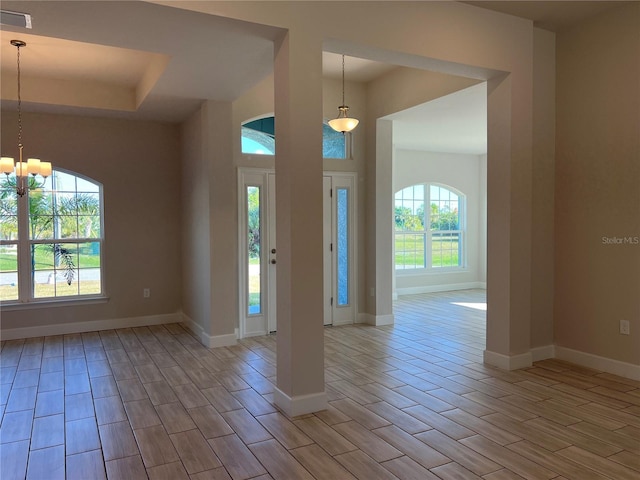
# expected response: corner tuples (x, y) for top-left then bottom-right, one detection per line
(239, 169), (356, 337)
(238, 169), (276, 337)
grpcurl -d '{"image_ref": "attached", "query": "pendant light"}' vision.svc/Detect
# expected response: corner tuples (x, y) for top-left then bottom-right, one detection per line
(328, 55), (359, 134)
(1, 40), (52, 196)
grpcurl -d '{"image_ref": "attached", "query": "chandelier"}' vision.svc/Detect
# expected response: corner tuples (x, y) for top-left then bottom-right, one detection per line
(1, 40), (52, 196)
(328, 54), (359, 134)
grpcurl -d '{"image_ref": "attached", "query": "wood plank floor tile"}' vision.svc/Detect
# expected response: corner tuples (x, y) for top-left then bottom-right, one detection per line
(373, 424), (450, 469)
(429, 462), (482, 479)
(66, 449), (106, 480)
(31, 413), (65, 450)
(133, 424), (180, 468)
(221, 408), (272, 445)
(333, 421), (403, 463)
(232, 387), (277, 416)
(169, 429), (222, 474)
(381, 455), (442, 479)
(105, 454), (148, 480)
(66, 417), (101, 455)
(26, 444), (65, 480)
(460, 434), (558, 480)
(172, 382), (210, 409)
(98, 420), (140, 461)
(208, 434), (267, 479)
(482, 412), (572, 451)
(506, 440), (612, 480)
(557, 445), (640, 480)
(290, 444), (357, 480)
(6, 385), (37, 412)
(147, 460), (190, 480)
(256, 412), (314, 449)
(94, 394), (127, 426)
(607, 450), (640, 472)
(155, 402), (197, 434)
(0, 409), (34, 443)
(0, 439), (29, 480)
(248, 439), (315, 480)
(201, 386), (244, 412)
(366, 401), (431, 435)
(416, 428), (502, 476)
(34, 388), (64, 417)
(441, 408), (522, 445)
(293, 415), (357, 456)
(403, 404), (475, 440)
(144, 380), (179, 405)
(334, 450), (399, 479)
(124, 398), (162, 430)
(330, 397), (391, 429)
(187, 405), (234, 439)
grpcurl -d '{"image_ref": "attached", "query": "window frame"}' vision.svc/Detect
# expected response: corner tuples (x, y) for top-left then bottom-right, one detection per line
(394, 183), (466, 273)
(0, 167), (106, 306)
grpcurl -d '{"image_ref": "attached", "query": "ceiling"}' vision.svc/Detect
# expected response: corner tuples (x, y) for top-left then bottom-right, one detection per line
(0, 1), (629, 152)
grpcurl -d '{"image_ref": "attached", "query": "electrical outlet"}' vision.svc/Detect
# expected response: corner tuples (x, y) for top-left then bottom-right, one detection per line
(620, 319), (630, 335)
(143, 288), (150, 298)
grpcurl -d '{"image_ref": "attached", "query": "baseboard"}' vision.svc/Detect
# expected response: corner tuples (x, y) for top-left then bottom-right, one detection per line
(484, 349), (533, 370)
(530, 344), (556, 362)
(0, 313), (183, 341)
(183, 315), (237, 348)
(555, 346), (640, 381)
(358, 313), (394, 326)
(273, 387), (327, 417)
(396, 282), (486, 296)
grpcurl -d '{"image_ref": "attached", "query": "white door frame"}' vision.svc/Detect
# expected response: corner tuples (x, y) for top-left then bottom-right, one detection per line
(238, 167), (357, 338)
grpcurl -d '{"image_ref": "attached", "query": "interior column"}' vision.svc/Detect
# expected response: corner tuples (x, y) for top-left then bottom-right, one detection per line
(272, 30), (327, 416)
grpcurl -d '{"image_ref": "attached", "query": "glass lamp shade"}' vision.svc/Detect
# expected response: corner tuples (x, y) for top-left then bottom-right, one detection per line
(328, 117), (359, 133)
(328, 106), (359, 133)
(0, 157), (15, 174)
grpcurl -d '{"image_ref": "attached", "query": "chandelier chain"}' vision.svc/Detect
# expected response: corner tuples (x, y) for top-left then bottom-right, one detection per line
(341, 54), (345, 106)
(16, 42), (23, 149)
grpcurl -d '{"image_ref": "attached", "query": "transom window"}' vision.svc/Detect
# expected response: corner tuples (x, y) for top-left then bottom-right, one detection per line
(241, 116), (347, 159)
(395, 183), (465, 270)
(0, 169), (104, 303)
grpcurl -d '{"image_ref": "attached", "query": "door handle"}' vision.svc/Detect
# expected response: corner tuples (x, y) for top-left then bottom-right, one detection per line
(271, 249), (276, 254)
(271, 259), (276, 264)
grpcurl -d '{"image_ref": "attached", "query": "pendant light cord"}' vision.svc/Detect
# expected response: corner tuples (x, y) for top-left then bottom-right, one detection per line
(16, 42), (23, 150)
(341, 54), (345, 106)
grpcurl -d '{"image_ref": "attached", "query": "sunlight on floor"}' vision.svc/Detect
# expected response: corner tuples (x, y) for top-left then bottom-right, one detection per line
(451, 301), (487, 311)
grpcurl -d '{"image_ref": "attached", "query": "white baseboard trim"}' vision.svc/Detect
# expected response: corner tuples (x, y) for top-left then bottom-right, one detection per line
(531, 344), (556, 362)
(182, 315), (237, 348)
(396, 282), (486, 297)
(203, 331), (237, 349)
(358, 313), (394, 326)
(273, 387), (328, 417)
(484, 349), (532, 370)
(0, 313), (183, 341)
(555, 346), (640, 381)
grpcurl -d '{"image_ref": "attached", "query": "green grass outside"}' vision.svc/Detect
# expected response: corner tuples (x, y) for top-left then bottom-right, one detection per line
(0, 245), (100, 272)
(0, 279), (101, 302)
(395, 234), (460, 268)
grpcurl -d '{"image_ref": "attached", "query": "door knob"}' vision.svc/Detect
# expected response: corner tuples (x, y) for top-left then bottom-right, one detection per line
(271, 259), (276, 264)
(271, 249), (276, 254)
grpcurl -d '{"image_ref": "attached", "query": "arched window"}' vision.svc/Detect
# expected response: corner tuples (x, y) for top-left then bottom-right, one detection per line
(241, 116), (347, 159)
(0, 169), (104, 303)
(395, 183), (465, 270)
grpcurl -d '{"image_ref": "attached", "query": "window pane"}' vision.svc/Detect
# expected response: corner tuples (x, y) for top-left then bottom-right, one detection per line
(30, 216), (54, 239)
(431, 232), (460, 268)
(242, 127), (275, 155)
(0, 244), (18, 301)
(247, 186), (261, 315)
(323, 124), (346, 159)
(76, 177), (99, 194)
(33, 244), (55, 270)
(395, 233), (425, 269)
(78, 267), (101, 295)
(0, 215), (18, 241)
(336, 188), (349, 306)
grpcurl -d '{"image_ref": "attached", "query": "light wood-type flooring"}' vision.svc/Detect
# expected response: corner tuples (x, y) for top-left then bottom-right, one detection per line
(1, 289), (639, 479)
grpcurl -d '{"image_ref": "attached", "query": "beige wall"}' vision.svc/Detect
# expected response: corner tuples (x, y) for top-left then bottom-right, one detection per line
(555, 3), (640, 365)
(1, 111), (182, 332)
(530, 28), (556, 350)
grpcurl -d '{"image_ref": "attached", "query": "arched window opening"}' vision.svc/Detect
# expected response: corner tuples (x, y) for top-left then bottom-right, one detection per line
(241, 115), (347, 159)
(395, 183), (465, 270)
(0, 168), (104, 302)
